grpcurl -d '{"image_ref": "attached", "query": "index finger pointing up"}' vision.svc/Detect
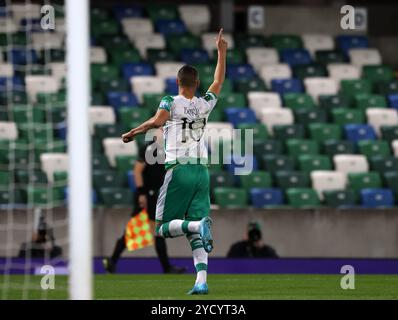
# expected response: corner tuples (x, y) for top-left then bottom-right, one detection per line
(218, 28), (223, 40)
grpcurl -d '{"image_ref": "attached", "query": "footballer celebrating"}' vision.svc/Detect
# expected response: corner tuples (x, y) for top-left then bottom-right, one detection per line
(121, 28), (227, 295)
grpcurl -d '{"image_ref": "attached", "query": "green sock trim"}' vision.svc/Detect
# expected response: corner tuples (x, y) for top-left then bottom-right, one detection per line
(162, 222), (171, 238)
(195, 263), (208, 272)
(190, 239), (203, 251)
(182, 221), (190, 233)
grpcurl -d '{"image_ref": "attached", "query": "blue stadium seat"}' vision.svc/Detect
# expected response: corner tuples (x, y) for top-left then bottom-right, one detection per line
(388, 94), (398, 110)
(360, 188), (394, 208)
(165, 77), (178, 95)
(122, 63), (153, 79)
(226, 64), (256, 80)
(107, 92), (139, 110)
(271, 79), (303, 95)
(0, 76), (24, 91)
(127, 170), (136, 192)
(112, 5), (143, 20)
(55, 122), (67, 141)
(180, 49), (210, 65)
(155, 19), (187, 35)
(8, 49), (38, 64)
(20, 18), (42, 32)
(250, 188), (284, 208)
(336, 35), (369, 54)
(224, 108), (257, 127)
(280, 49), (312, 66)
(344, 124), (377, 143)
(225, 155), (259, 176)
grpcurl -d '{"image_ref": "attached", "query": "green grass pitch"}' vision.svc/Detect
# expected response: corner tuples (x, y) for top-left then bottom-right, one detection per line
(1, 274), (398, 300)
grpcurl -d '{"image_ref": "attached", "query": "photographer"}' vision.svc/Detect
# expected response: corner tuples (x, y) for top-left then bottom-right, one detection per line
(227, 222), (278, 258)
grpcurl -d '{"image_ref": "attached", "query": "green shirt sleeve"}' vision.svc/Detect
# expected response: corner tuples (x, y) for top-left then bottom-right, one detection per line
(158, 95), (174, 112)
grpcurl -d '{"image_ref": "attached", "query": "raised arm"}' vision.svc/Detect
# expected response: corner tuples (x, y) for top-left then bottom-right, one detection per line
(121, 109), (169, 143)
(208, 28), (228, 96)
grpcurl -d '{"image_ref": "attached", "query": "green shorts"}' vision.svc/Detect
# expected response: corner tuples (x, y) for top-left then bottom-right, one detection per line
(155, 164), (210, 224)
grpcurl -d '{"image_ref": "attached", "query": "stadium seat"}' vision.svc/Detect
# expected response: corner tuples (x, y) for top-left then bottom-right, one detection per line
(308, 123), (342, 142)
(304, 77), (338, 101)
(0, 121), (18, 140)
(286, 139), (318, 155)
(327, 63), (360, 84)
(261, 154), (295, 172)
(315, 50), (346, 65)
(357, 140), (391, 159)
(363, 65), (394, 85)
(106, 92), (139, 110)
(318, 94), (351, 114)
(275, 171), (310, 189)
(340, 79), (372, 99)
(134, 34), (166, 58)
(122, 63), (154, 80)
(224, 108), (257, 127)
(333, 154), (369, 173)
(93, 170), (125, 190)
(302, 34), (334, 56)
(226, 64), (256, 81)
(250, 188), (284, 208)
(90, 47), (107, 64)
(99, 188), (133, 207)
(109, 48), (141, 67)
(236, 34), (266, 49)
(269, 34), (302, 51)
(286, 188), (320, 208)
(26, 185), (64, 205)
(283, 93), (315, 110)
(260, 108), (294, 134)
(234, 78), (267, 94)
(248, 92), (282, 117)
(348, 172), (382, 193)
(392, 140), (398, 157)
(213, 187), (248, 208)
(216, 93), (246, 110)
(294, 108), (327, 125)
(323, 189), (356, 207)
(336, 35), (368, 54)
(115, 155), (137, 173)
(155, 19), (187, 36)
(155, 62), (185, 79)
(92, 153), (111, 170)
(271, 79), (303, 95)
(89, 106), (116, 133)
(348, 48), (382, 68)
(246, 48), (279, 72)
(381, 125), (398, 142)
(112, 5), (143, 20)
(94, 124), (124, 141)
(240, 171), (272, 191)
(147, 4), (178, 21)
(354, 94), (387, 110)
(376, 80), (398, 95)
(224, 155), (258, 176)
(369, 156), (398, 173)
(366, 108), (398, 136)
(147, 49), (176, 63)
(40, 153), (68, 183)
(209, 171), (234, 192)
(0, 189), (25, 205)
(310, 170), (346, 199)
(167, 34), (201, 54)
(237, 123), (269, 142)
(384, 171), (398, 196)
(388, 94), (398, 110)
(178, 5), (210, 35)
(180, 49), (209, 65)
(15, 169), (47, 184)
(165, 78), (178, 95)
(259, 64), (292, 86)
(102, 137), (138, 167)
(331, 108), (364, 125)
(298, 155), (332, 172)
(254, 140), (284, 157)
(280, 48), (312, 66)
(360, 188), (394, 208)
(344, 124), (377, 142)
(25, 75), (60, 102)
(273, 124), (305, 140)
(121, 18), (153, 41)
(91, 64), (119, 83)
(97, 78), (129, 93)
(130, 76), (165, 103)
(202, 32), (234, 55)
(292, 64), (327, 80)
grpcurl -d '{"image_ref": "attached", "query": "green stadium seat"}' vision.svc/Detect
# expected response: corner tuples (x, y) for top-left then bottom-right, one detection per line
(357, 140), (391, 159)
(167, 34), (201, 54)
(286, 139), (319, 156)
(115, 155), (137, 173)
(12, 104), (45, 124)
(254, 140), (284, 157)
(298, 154), (332, 172)
(308, 123), (342, 142)
(53, 171), (68, 186)
(91, 92), (106, 105)
(213, 187), (248, 208)
(109, 48), (141, 67)
(286, 188), (320, 208)
(235, 34), (266, 48)
(362, 65), (394, 86)
(370, 156), (398, 173)
(94, 124), (124, 140)
(293, 64), (327, 80)
(92, 137), (103, 154)
(147, 49), (177, 63)
(353, 93), (387, 110)
(0, 32), (27, 46)
(147, 4), (178, 21)
(331, 108), (364, 125)
(347, 172), (382, 193)
(97, 78), (129, 92)
(323, 189), (357, 207)
(90, 7), (109, 23)
(201, 77), (233, 94)
(209, 171), (234, 193)
(26, 185), (64, 206)
(284, 93), (316, 110)
(240, 171), (272, 191)
(0, 140), (30, 167)
(234, 78), (267, 94)
(275, 171), (310, 189)
(318, 94), (352, 114)
(376, 80), (398, 95)
(340, 79), (372, 99)
(100, 35), (131, 51)
(91, 64), (119, 83)
(99, 188), (133, 207)
(322, 140), (355, 156)
(212, 49), (245, 64)
(142, 93), (166, 111)
(15, 169), (47, 184)
(0, 170), (11, 187)
(294, 108), (327, 126)
(91, 20), (119, 38)
(315, 50), (346, 65)
(216, 93), (246, 110)
(269, 34), (302, 51)
(262, 155), (295, 172)
(383, 171), (398, 195)
(207, 108), (223, 122)
(18, 123), (54, 141)
(194, 64), (215, 77)
(37, 91), (66, 104)
(0, 91), (28, 105)
(92, 153), (110, 170)
(381, 125), (398, 142)
(273, 124), (305, 140)
(0, 189), (25, 204)
(237, 123), (269, 141)
(119, 107), (152, 126)
(93, 170), (125, 189)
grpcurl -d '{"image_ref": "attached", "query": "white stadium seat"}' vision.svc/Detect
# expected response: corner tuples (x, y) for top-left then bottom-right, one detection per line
(259, 64), (292, 87)
(327, 63), (360, 84)
(348, 48), (382, 68)
(302, 34), (334, 56)
(179, 5), (210, 35)
(366, 108), (398, 136)
(134, 34), (165, 58)
(103, 138), (138, 167)
(40, 153), (69, 183)
(304, 77), (338, 102)
(31, 32), (64, 50)
(90, 47), (107, 64)
(154, 62), (184, 80)
(246, 48), (279, 72)
(248, 92), (282, 117)
(121, 18), (153, 41)
(0, 63), (14, 77)
(260, 108), (294, 134)
(0, 121), (18, 140)
(89, 106), (116, 133)
(10, 4), (40, 25)
(25, 75), (60, 102)
(392, 140), (398, 157)
(130, 76), (165, 103)
(48, 63), (66, 82)
(202, 32), (234, 55)
(0, 17), (18, 33)
(311, 170), (347, 200)
(333, 155), (369, 174)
